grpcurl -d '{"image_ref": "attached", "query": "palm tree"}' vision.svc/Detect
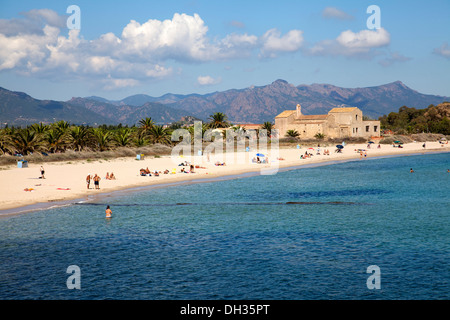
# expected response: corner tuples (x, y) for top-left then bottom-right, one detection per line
(55, 120), (70, 133)
(138, 117), (155, 135)
(45, 128), (68, 153)
(92, 128), (111, 151)
(134, 130), (150, 147)
(285, 129), (300, 138)
(12, 128), (42, 155)
(148, 125), (172, 145)
(260, 121), (274, 137)
(0, 129), (13, 155)
(208, 112), (229, 129)
(29, 122), (49, 134)
(69, 126), (91, 151)
(314, 132), (326, 140)
(114, 128), (133, 147)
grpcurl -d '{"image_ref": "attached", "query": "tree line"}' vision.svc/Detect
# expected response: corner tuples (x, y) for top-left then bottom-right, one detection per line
(379, 103), (450, 135)
(0, 112), (276, 156)
(4, 103), (447, 157)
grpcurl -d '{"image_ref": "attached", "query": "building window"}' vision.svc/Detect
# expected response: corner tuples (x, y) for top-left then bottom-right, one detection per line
(366, 126), (370, 132)
(374, 126), (378, 132)
(356, 115), (358, 121)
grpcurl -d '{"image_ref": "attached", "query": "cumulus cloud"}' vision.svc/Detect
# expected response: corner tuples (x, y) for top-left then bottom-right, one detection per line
(308, 28), (390, 58)
(0, 10), (306, 89)
(433, 42), (450, 59)
(260, 28), (304, 58)
(322, 7), (354, 20)
(197, 75), (222, 86)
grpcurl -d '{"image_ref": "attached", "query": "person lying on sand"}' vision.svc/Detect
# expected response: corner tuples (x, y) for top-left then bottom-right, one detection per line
(140, 169), (151, 176)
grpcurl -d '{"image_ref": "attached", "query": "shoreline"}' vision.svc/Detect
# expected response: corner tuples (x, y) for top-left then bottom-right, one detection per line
(1, 142), (449, 216)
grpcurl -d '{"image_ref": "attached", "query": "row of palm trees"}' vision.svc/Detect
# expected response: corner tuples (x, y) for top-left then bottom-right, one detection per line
(0, 118), (175, 156)
(0, 112), (274, 156)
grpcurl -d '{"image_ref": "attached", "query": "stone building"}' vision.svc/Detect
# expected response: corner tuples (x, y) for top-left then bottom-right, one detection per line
(275, 104), (380, 139)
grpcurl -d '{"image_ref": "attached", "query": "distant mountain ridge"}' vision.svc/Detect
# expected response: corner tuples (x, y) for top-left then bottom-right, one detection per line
(0, 80), (448, 126)
(85, 80), (450, 123)
(0, 87), (110, 126)
(67, 97), (195, 125)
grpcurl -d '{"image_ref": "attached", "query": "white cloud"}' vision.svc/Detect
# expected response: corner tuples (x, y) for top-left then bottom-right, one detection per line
(337, 28), (390, 50)
(260, 28), (304, 58)
(197, 75), (221, 86)
(308, 28), (390, 57)
(101, 77), (140, 91)
(433, 42), (450, 59)
(0, 10), (306, 88)
(322, 7), (354, 20)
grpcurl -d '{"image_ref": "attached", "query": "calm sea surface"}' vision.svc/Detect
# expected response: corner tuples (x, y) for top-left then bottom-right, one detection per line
(0, 153), (449, 300)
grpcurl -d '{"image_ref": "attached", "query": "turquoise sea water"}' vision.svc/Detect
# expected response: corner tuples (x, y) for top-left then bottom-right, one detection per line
(0, 152), (449, 300)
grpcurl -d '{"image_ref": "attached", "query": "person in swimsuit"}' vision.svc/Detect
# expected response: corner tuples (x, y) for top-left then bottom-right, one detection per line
(40, 166), (45, 179)
(86, 174), (91, 189)
(93, 174), (101, 189)
(105, 205), (112, 218)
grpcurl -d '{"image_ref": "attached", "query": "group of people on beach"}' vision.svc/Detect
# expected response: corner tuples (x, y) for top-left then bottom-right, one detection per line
(86, 174), (102, 190)
(139, 163), (207, 176)
(252, 156), (268, 164)
(140, 167), (169, 176)
(105, 172), (116, 180)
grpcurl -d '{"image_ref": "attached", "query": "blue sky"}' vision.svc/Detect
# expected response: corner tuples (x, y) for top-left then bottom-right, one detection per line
(0, 0), (449, 101)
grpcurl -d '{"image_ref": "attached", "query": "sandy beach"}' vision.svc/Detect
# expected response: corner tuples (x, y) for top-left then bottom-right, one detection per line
(1, 141), (449, 214)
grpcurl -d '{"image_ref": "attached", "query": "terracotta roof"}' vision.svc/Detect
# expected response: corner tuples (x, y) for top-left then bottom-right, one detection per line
(328, 107), (358, 113)
(275, 110), (296, 118)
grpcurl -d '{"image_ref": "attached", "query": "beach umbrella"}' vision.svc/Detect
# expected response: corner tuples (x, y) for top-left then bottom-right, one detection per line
(336, 145), (344, 149)
(394, 141), (401, 144)
(256, 153), (265, 157)
(368, 141), (374, 144)
(308, 148), (314, 150)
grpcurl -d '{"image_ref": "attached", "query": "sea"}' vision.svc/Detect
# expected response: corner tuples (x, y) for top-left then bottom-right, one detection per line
(0, 152), (449, 300)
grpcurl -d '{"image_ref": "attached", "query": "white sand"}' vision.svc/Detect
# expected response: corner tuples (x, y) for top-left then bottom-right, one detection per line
(1, 141), (448, 213)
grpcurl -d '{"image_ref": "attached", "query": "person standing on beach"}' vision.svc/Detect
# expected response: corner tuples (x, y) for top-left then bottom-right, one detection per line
(40, 166), (45, 179)
(86, 174), (91, 189)
(105, 205), (112, 218)
(93, 174), (101, 190)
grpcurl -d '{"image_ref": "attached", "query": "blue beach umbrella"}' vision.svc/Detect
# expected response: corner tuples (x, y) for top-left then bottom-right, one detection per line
(256, 153), (265, 157)
(336, 145), (344, 149)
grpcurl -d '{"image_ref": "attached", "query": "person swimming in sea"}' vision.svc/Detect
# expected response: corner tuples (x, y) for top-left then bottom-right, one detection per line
(410, 168), (414, 173)
(105, 205), (112, 218)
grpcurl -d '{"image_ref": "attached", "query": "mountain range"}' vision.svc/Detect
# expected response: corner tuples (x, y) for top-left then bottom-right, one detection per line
(1, 80), (449, 126)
